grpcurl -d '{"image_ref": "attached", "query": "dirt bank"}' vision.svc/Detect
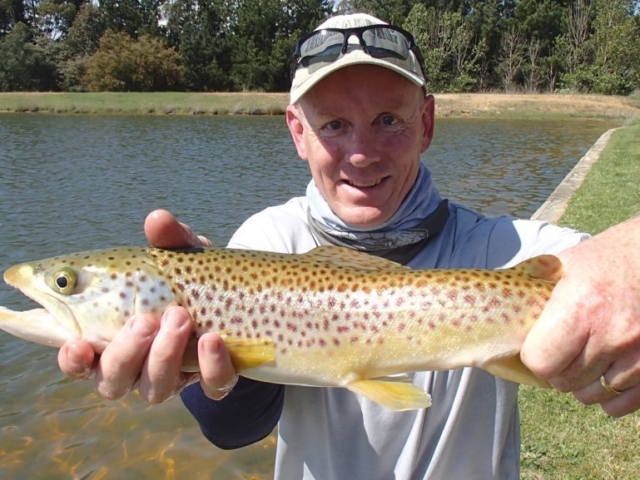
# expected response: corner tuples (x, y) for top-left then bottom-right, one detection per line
(434, 93), (640, 118)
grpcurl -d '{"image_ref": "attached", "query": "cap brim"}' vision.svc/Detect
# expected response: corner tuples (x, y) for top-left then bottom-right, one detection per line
(290, 50), (425, 104)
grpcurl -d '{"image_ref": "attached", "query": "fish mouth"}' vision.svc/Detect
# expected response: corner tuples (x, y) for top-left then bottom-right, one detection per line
(2, 263), (82, 347)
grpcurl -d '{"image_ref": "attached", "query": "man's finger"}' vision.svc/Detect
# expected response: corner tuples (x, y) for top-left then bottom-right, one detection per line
(144, 209), (199, 248)
(58, 340), (96, 379)
(198, 333), (239, 400)
(138, 306), (194, 403)
(95, 314), (159, 400)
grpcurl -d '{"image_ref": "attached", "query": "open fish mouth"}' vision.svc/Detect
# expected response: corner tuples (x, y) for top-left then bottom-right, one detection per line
(2, 263), (81, 347)
(0, 305), (69, 347)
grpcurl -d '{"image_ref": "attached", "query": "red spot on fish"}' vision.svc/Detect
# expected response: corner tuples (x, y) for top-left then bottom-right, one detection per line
(337, 326), (349, 333)
(463, 295), (475, 305)
(286, 322), (298, 333)
(231, 316), (242, 324)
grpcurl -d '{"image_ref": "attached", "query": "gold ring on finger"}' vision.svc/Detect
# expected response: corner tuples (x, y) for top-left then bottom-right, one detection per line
(600, 375), (623, 396)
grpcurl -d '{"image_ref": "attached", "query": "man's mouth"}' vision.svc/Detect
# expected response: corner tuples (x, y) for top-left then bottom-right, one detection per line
(346, 178), (383, 188)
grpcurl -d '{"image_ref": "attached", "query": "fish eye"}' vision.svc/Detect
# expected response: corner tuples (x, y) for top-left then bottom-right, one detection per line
(51, 268), (78, 295)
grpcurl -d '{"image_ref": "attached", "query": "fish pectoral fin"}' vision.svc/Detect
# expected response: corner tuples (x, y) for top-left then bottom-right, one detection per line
(346, 378), (432, 411)
(482, 354), (550, 388)
(223, 338), (276, 371)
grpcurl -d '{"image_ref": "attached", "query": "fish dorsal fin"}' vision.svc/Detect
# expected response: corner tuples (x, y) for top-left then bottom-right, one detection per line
(303, 246), (409, 272)
(510, 255), (563, 284)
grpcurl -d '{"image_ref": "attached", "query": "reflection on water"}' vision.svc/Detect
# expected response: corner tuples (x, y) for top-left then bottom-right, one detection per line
(0, 114), (617, 478)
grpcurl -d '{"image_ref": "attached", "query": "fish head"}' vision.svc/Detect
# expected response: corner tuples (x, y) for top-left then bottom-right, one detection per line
(1, 248), (174, 351)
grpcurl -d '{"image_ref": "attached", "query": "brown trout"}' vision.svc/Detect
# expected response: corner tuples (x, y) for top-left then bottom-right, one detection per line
(0, 246), (562, 411)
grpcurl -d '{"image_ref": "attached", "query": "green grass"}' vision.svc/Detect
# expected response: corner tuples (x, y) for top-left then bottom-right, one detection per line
(0, 92), (288, 115)
(519, 120), (640, 479)
(558, 120), (640, 233)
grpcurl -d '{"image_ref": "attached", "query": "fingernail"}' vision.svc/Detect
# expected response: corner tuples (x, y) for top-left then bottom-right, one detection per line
(66, 341), (84, 365)
(203, 339), (218, 355)
(164, 307), (188, 330)
(130, 315), (157, 338)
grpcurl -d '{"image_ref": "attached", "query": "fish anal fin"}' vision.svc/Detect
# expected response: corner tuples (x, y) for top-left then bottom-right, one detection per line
(347, 378), (432, 411)
(511, 255), (564, 284)
(482, 354), (550, 388)
(305, 246), (408, 271)
(224, 337), (276, 371)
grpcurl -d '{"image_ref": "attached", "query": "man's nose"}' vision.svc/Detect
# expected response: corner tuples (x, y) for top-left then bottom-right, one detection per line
(347, 130), (381, 167)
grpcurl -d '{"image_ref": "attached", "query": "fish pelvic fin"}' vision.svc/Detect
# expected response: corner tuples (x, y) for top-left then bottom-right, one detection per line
(511, 254), (564, 284)
(224, 337), (276, 371)
(482, 354), (550, 388)
(346, 378), (432, 411)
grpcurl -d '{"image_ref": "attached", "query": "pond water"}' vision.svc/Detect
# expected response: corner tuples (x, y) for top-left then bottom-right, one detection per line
(0, 113), (617, 478)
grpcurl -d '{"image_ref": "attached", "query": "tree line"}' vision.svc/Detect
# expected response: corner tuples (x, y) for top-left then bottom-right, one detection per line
(1, 0), (638, 95)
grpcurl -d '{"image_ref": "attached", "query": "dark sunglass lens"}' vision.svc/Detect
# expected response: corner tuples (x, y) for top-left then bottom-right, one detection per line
(361, 27), (411, 60)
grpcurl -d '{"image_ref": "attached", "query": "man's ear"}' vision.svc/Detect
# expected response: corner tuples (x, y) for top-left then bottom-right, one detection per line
(421, 94), (435, 152)
(286, 104), (308, 160)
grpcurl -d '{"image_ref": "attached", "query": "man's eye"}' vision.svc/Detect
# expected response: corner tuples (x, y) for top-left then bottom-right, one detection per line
(381, 115), (398, 126)
(326, 120), (343, 131)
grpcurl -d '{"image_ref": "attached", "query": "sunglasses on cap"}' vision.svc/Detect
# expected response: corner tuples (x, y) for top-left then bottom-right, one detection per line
(290, 24), (426, 79)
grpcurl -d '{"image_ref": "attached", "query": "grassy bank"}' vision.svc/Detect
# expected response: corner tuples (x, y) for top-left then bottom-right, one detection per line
(519, 120), (640, 479)
(0, 92), (289, 116)
(0, 91), (638, 119)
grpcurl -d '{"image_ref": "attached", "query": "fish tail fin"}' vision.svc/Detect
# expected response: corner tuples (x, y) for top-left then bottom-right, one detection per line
(347, 378), (432, 411)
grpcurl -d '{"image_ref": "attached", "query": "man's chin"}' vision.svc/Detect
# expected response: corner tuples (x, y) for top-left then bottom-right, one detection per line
(334, 206), (391, 230)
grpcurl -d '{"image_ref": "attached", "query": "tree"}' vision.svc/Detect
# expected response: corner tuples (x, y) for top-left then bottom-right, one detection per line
(496, 25), (525, 92)
(58, 3), (105, 90)
(0, 21), (56, 90)
(165, 0), (232, 91)
(82, 30), (183, 91)
(0, 0), (27, 38)
(99, 0), (163, 38)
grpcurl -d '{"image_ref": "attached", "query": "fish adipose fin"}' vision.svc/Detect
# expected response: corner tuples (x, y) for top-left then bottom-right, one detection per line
(511, 254), (564, 284)
(482, 354), (550, 388)
(347, 378), (432, 411)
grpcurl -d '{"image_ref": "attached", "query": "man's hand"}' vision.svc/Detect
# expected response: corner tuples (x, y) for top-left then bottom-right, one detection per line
(57, 209), (239, 403)
(522, 217), (640, 417)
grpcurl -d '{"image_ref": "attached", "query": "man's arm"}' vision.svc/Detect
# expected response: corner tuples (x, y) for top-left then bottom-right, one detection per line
(522, 216), (640, 417)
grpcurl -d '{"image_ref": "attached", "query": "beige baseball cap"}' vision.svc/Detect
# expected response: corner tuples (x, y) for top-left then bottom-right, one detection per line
(290, 13), (426, 104)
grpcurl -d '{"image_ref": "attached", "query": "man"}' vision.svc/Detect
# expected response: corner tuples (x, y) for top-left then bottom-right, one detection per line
(58, 13), (640, 479)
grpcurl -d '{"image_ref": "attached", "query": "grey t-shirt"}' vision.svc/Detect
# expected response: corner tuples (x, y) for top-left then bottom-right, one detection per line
(228, 197), (587, 480)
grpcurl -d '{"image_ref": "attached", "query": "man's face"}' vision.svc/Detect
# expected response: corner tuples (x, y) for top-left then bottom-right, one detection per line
(286, 65), (434, 229)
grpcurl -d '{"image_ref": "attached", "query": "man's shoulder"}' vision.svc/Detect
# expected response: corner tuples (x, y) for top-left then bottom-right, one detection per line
(430, 203), (588, 269)
(227, 197), (317, 253)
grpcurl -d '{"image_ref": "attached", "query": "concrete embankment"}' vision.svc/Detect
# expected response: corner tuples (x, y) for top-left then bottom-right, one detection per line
(530, 128), (620, 223)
